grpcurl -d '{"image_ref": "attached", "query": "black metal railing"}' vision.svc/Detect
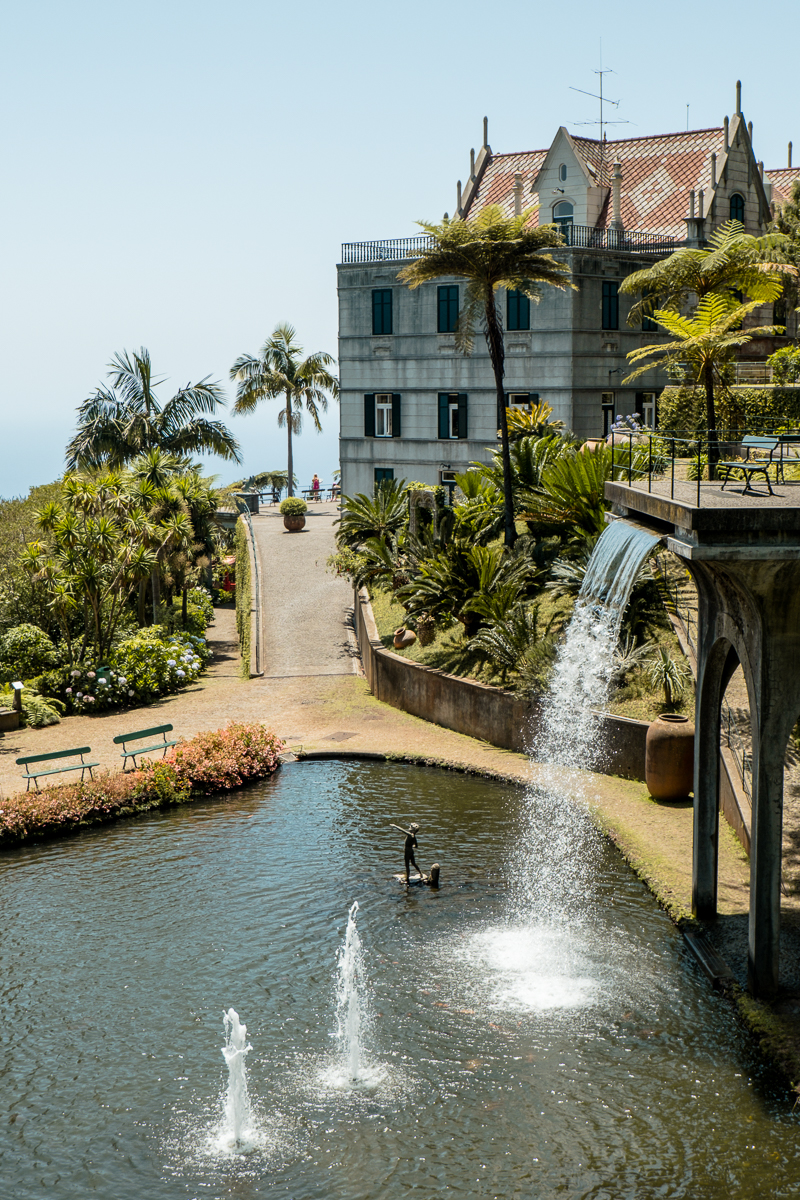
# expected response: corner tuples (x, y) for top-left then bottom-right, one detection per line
(340, 225), (681, 264)
(609, 427), (800, 507)
(559, 225), (680, 254)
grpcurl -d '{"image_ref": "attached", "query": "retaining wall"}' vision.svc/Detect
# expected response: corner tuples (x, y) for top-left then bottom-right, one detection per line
(354, 588), (649, 781)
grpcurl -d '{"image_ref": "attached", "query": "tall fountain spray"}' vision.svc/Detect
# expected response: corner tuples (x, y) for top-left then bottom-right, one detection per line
(220, 1007), (254, 1149)
(332, 900), (382, 1087)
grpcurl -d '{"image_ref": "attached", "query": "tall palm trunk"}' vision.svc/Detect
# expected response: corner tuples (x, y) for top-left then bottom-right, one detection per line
(484, 295), (516, 547)
(286, 390), (294, 496)
(704, 359), (719, 480)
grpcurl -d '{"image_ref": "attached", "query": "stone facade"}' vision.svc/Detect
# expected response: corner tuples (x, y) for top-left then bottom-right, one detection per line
(337, 86), (793, 497)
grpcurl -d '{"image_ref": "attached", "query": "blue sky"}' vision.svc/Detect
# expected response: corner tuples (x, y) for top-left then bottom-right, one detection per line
(1, 0), (797, 496)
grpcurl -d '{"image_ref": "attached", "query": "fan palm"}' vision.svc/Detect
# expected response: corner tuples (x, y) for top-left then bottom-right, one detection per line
(623, 294), (784, 472)
(619, 220), (797, 325)
(66, 348), (241, 470)
(230, 323), (338, 497)
(398, 205), (575, 547)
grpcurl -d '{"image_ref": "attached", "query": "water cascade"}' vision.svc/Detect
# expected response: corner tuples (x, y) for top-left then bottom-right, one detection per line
(535, 519), (663, 776)
(219, 1007), (255, 1150)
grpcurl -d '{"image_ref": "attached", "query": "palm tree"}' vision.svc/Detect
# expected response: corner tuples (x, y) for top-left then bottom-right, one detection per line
(623, 294), (784, 473)
(619, 220), (796, 325)
(66, 348), (241, 470)
(230, 323), (338, 497)
(398, 205), (575, 547)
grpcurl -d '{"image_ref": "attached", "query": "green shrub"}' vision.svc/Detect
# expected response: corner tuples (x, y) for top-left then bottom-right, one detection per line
(658, 385), (800, 440)
(61, 628), (209, 713)
(279, 496), (307, 515)
(0, 624), (59, 681)
(768, 346), (800, 384)
(0, 682), (64, 727)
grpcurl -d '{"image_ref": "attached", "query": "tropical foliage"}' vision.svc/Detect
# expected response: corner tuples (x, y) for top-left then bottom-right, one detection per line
(231, 323), (338, 497)
(66, 348), (240, 470)
(398, 205), (574, 546)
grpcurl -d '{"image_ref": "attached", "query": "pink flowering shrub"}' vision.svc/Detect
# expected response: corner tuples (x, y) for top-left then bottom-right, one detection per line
(0, 722), (284, 847)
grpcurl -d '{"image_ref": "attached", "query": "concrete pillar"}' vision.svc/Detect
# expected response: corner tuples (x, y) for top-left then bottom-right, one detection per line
(748, 728), (785, 997)
(692, 649), (723, 919)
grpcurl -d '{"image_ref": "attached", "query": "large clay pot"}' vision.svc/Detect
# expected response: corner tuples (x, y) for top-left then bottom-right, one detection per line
(283, 514), (306, 532)
(645, 713), (695, 801)
(393, 627), (417, 650)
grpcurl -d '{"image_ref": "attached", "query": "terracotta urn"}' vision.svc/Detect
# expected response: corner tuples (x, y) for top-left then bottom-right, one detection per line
(283, 514), (306, 532)
(582, 438), (605, 453)
(645, 713), (695, 801)
(393, 627), (417, 650)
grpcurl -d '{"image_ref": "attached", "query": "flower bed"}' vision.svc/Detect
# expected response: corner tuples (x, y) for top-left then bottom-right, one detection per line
(0, 722), (285, 848)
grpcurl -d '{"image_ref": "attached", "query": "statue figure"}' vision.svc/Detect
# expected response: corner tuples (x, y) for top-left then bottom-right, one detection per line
(390, 822), (422, 883)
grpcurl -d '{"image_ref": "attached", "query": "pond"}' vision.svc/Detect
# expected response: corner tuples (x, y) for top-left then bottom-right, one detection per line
(1, 759), (799, 1199)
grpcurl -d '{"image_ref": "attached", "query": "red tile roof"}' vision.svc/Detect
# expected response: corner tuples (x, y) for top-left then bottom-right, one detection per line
(767, 167), (800, 207)
(465, 127), (726, 239)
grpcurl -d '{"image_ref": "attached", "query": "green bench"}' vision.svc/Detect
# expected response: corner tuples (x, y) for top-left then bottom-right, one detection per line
(719, 436), (780, 496)
(113, 724), (178, 770)
(16, 747), (99, 792)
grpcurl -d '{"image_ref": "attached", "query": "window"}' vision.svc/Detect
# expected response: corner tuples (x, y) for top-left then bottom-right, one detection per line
(730, 193), (745, 223)
(553, 200), (573, 230)
(438, 393), (468, 439)
(642, 310), (658, 333)
(507, 289), (530, 331)
(374, 468), (394, 483)
(372, 289), (393, 335)
(507, 392), (538, 409)
(375, 394), (393, 437)
(602, 281), (619, 330)
(636, 391), (657, 429)
(364, 393), (401, 438)
(438, 285), (459, 332)
(559, 163), (568, 182)
(601, 392), (615, 436)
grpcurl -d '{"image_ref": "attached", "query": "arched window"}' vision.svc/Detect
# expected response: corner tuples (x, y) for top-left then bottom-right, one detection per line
(730, 193), (745, 223)
(553, 200), (573, 229)
(559, 163), (568, 182)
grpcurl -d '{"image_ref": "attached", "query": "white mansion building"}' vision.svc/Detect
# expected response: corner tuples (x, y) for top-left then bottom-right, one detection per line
(337, 84), (799, 497)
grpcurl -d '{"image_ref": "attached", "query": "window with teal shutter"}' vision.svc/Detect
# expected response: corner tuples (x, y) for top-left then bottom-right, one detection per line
(438, 285), (459, 332)
(602, 281), (619, 330)
(372, 289), (392, 335)
(374, 468), (394, 483)
(438, 393), (467, 438)
(507, 289), (530, 331)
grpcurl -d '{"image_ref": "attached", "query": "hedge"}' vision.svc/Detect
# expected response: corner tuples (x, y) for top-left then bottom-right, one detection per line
(0, 722), (284, 848)
(234, 516), (251, 678)
(658, 385), (800, 440)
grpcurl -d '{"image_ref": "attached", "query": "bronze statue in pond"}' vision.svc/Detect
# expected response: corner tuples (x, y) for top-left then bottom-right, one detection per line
(390, 822), (421, 883)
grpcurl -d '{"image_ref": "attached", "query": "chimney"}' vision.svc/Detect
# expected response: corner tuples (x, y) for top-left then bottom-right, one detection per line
(456, 180), (462, 215)
(483, 116), (488, 149)
(611, 161), (624, 230)
(790, 141), (794, 169)
(724, 116), (729, 151)
(711, 152), (717, 188)
(513, 173), (523, 217)
(470, 148), (476, 181)
(736, 80), (742, 114)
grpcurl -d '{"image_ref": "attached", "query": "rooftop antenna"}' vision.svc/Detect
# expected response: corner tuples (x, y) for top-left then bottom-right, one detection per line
(570, 44), (630, 187)
(686, 104), (690, 132)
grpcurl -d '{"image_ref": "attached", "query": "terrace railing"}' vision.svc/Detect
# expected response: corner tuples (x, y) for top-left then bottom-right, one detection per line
(341, 225), (681, 264)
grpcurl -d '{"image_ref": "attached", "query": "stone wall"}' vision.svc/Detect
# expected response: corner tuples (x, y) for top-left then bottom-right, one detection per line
(353, 587), (649, 780)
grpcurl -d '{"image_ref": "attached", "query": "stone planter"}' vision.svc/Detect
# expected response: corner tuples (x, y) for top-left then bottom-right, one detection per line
(645, 713), (695, 801)
(283, 514), (306, 532)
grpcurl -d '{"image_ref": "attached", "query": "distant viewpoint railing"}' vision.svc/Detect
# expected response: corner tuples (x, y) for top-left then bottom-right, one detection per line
(341, 225), (681, 264)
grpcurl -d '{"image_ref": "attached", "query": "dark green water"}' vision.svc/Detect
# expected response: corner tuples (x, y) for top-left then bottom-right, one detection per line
(1, 759), (798, 1199)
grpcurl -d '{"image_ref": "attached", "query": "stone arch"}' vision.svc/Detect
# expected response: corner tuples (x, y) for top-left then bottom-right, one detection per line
(408, 489), (440, 541)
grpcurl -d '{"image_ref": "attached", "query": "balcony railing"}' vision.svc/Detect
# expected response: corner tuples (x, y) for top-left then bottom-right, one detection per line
(341, 225), (681, 264)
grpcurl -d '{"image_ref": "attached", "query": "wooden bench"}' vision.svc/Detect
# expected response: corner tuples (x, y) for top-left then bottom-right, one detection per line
(17, 747), (99, 792)
(113, 724), (178, 770)
(719, 436), (780, 496)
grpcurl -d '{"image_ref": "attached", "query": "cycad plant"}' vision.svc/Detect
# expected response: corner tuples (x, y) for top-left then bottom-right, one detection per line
(335, 479), (409, 550)
(399, 205), (574, 546)
(231, 323), (338, 496)
(624, 294), (784, 473)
